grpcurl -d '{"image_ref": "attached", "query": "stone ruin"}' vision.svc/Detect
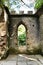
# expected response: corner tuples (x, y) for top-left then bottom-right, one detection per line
(0, 7), (8, 59)
(0, 5), (43, 59)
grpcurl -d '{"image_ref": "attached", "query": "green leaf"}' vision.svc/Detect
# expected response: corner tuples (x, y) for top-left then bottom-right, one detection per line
(35, 0), (43, 9)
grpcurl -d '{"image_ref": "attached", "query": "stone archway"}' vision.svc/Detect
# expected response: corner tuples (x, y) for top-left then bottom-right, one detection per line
(9, 17), (40, 54)
(14, 21), (29, 53)
(17, 24), (27, 53)
(10, 19), (31, 53)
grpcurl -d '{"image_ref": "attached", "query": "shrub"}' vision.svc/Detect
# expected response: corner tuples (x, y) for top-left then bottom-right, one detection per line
(18, 32), (26, 46)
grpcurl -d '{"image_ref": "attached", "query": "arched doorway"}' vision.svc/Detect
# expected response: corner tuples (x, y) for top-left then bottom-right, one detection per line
(18, 24), (27, 53)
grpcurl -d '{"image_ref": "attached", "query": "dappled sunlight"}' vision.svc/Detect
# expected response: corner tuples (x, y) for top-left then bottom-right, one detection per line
(18, 24), (26, 36)
(18, 54), (36, 61)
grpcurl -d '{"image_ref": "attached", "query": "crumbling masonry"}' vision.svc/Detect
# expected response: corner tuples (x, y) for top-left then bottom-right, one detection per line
(0, 6), (43, 59)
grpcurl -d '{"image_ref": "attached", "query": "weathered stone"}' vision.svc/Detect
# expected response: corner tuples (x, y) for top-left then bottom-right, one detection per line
(19, 11), (24, 14)
(0, 6), (43, 59)
(18, 46), (27, 53)
(39, 14), (43, 54)
(28, 11), (33, 14)
(9, 17), (40, 54)
(0, 7), (2, 16)
(1, 31), (6, 37)
(0, 7), (8, 59)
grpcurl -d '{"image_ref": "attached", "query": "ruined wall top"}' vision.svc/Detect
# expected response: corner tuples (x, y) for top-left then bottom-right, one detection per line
(10, 11), (33, 15)
(10, 5), (43, 17)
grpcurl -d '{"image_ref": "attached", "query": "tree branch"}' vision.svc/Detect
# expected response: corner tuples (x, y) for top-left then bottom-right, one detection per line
(21, 0), (30, 8)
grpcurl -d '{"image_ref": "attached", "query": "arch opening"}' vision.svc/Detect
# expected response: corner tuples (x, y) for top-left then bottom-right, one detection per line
(18, 24), (26, 47)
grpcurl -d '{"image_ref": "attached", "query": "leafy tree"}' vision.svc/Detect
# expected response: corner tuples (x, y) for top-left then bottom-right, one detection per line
(0, 0), (12, 9)
(35, 0), (43, 9)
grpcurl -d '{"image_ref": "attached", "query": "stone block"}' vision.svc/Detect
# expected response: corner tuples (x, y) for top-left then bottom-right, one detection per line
(19, 11), (24, 14)
(10, 11), (16, 15)
(28, 11), (33, 14)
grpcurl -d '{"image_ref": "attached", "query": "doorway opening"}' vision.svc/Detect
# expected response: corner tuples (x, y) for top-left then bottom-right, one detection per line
(18, 24), (27, 52)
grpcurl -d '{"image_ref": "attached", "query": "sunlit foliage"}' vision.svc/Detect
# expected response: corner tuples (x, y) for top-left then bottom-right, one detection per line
(35, 0), (43, 9)
(18, 24), (26, 46)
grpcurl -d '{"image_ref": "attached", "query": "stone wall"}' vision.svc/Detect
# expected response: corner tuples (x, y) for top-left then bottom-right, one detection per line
(0, 7), (8, 59)
(39, 14), (43, 54)
(9, 16), (40, 54)
(0, 7), (43, 58)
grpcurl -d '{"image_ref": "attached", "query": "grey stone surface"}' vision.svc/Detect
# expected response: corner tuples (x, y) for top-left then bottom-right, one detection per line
(18, 62), (27, 65)
(35, 55), (43, 64)
(39, 14), (43, 54)
(0, 55), (43, 65)
(0, 61), (16, 65)
(9, 16), (40, 54)
(27, 61), (38, 65)
(18, 56), (26, 61)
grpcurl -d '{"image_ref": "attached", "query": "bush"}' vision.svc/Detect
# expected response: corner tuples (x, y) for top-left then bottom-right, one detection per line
(18, 32), (26, 46)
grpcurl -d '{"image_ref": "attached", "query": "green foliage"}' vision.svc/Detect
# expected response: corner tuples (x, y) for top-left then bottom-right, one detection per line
(18, 24), (26, 46)
(0, 0), (3, 7)
(1, 0), (6, 3)
(35, 0), (43, 9)
(0, 0), (21, 9)
(18, 32), (26, 46)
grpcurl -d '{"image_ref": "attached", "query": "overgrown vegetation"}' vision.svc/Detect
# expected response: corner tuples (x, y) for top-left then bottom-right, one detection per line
(18, 24), (26, 46)
(35, 0), (43, 9)
(18, 32), (26, 46)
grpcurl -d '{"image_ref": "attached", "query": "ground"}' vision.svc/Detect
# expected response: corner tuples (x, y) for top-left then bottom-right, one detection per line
(0, 54), (43, 65)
